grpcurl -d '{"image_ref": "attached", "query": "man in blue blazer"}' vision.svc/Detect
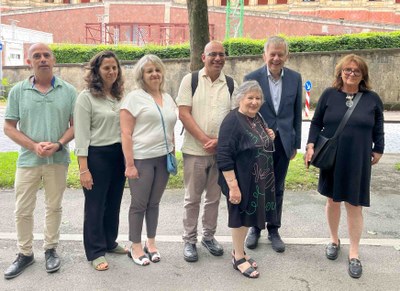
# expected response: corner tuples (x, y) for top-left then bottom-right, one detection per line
(244, 36), (302, 252)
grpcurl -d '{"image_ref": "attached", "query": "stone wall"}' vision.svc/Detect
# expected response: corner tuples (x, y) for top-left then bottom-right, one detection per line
(3, 48), (400, 108)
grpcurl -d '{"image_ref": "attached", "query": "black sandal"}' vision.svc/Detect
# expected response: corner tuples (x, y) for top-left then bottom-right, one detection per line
(232, 257), (259, 278)
(232, 250), (257, 269)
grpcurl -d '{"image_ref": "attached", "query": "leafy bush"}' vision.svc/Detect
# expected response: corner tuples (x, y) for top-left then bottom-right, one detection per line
(0, 78), (14, 101)
(48, 31), (400, 64)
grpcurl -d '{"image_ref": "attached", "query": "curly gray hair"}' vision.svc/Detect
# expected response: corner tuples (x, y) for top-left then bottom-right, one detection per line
(233, 80), (264, 108)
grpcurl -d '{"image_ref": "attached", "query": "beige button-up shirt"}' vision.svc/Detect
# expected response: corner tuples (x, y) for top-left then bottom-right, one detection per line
(176, 68), (236, 156)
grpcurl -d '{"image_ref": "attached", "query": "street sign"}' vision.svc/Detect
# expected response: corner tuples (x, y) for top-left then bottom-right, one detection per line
(0, 43), (3, 51)
(304, 80), (312, 92)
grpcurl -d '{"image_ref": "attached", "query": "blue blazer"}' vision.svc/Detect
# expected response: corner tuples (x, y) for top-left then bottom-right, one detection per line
(244, 66), (303, 158)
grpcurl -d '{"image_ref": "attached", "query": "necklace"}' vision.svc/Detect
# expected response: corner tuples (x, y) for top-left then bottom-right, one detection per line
(106, 95), (118, 112)
(246, 115), (257, 129)
(345, 94), (355, 108)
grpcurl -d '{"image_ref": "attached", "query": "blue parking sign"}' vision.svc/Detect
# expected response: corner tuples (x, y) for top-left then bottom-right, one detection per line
(0, 43), (2, 51)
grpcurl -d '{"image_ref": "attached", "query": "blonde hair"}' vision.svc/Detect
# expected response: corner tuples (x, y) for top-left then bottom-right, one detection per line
(133, 54), (166, 92)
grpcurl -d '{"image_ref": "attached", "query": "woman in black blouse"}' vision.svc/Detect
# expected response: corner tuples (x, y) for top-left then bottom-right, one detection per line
(304, 54), (384, 279)
(217, 81), (276, 279)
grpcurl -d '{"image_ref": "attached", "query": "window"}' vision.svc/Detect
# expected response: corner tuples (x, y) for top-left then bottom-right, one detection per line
(258, 0), (268, 4)
(276, 0), (288, 3)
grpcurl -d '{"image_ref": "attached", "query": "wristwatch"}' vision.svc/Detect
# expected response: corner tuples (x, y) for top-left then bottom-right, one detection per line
(55, 141), (63, 152)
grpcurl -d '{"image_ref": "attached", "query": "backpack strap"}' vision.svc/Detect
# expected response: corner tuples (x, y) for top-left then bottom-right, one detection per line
(225, 75), (234, 97)
(191, 70), (234, 98)
(191, 71), (199, 97)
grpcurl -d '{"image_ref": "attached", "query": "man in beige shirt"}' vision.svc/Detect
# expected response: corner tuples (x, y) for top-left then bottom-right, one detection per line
(176, 41), (237, 262)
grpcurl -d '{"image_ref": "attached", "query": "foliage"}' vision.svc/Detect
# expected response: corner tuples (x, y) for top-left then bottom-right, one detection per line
(0, 78), (14, 101)
(396, 162), (400, 171)
(47, 31), (400, 64)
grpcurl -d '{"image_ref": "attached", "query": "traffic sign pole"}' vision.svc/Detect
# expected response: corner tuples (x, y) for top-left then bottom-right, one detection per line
(304, 81), (312, 119)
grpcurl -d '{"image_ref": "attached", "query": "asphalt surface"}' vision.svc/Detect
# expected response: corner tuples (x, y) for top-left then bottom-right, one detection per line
(0, 153), (399, 290)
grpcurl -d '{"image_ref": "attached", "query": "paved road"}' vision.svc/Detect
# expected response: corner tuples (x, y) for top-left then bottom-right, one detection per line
(0, 154), (399, 290)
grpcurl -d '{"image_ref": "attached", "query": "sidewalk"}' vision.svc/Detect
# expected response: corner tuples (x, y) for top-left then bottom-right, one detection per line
(0, 154), (399, 290)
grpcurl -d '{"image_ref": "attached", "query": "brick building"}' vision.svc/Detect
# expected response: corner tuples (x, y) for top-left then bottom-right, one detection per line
(0, 0), (399, 45)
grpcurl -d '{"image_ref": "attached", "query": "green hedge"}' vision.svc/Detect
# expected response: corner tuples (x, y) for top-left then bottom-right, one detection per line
(49, 31), (400, 64)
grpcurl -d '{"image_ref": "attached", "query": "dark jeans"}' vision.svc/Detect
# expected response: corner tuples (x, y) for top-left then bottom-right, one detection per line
(83, 143), (126, 261)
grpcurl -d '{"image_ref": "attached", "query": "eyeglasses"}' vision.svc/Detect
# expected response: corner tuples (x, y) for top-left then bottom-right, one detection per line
(342, 68), (362, 77)
(206, 52), (226, 58)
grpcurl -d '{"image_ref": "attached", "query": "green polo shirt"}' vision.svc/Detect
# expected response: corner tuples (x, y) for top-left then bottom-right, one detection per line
(5, 76), (77, 167)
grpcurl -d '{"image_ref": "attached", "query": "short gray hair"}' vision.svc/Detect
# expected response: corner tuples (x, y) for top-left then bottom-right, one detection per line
(233, 80), (264, 107)
(264, 36), (289, 56)
(133, 54), (166, 92)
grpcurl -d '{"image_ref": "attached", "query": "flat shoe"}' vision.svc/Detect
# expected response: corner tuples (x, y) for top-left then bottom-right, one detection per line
(109, 244), (128, 254)
(92, 256), (108, 271)
(144, 244), (161, 263)
(232, 257), (259, 279)
(325, 239), (340, 260)
(128, 249), (150, 266)
(348, 258), (362, 279)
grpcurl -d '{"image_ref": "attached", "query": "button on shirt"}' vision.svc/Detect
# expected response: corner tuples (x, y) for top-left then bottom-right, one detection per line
(267, 67), (284, 114)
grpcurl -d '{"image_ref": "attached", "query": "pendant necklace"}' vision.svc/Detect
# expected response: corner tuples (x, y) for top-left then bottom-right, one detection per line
(246, 115), (257, 129)
(106, 95), (117, 112)
(346, 94), (355, 108)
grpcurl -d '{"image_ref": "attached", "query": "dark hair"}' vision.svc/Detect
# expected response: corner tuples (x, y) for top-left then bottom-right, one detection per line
(332, 54), (371, 91)
(84, 50), (124, 100)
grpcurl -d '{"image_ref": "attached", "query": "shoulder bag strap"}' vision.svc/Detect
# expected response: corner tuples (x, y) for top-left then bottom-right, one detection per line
(154, 101), (170, 154)
(332, 92), (362, 139)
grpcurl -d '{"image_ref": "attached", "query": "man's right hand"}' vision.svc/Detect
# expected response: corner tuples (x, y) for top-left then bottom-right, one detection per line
(34, 142), (54, 157)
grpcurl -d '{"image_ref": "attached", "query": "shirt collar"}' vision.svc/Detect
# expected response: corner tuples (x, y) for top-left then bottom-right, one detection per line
(266, 66), (284, 79)
(30, 75), (56, 89)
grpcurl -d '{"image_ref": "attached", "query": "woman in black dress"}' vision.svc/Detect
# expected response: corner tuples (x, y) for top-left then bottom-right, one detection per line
(217, 81), (276, 278)
(304, 54), (384, 279)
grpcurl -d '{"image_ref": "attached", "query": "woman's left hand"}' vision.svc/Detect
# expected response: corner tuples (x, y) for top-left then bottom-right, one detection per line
(371, 152), (383, 166)
(266, 128), (275, 141)
(229, 185), (242, 205)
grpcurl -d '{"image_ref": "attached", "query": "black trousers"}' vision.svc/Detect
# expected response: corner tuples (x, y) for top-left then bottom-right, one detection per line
(83, 143), (126, 261)
(266, 132), (290, 234)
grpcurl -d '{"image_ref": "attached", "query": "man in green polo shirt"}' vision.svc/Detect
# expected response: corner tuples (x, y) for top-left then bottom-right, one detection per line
(3, 43), (76, 279)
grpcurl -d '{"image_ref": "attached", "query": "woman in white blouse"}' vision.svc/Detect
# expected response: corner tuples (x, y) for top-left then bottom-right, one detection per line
(120, 54), (177, 266)
(74, 51), (127, 271)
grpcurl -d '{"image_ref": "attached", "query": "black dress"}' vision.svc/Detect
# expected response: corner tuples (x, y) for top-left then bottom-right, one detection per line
(307, 88), (384, 207)
(217, 108), (277, 229)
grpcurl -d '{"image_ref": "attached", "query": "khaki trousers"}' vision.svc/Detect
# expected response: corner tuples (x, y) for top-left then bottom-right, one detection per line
(14, 164), (68, 255)
(182, 154), (221, 244)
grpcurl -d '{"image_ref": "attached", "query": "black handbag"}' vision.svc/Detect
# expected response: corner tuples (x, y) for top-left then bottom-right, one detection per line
(311, 92), (362, 170)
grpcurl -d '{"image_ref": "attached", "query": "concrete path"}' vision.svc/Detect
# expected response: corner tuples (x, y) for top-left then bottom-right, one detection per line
(0, 155), (399, 290)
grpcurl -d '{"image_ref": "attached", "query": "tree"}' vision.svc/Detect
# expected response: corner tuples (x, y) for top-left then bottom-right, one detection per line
(187, 0), (210, 71)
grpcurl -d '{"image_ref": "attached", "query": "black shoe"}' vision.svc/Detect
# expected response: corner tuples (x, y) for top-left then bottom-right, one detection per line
(245, 227), (260, 250)
(348, 258), (362, 279)
(325, 239), (341, 260)
(201, 238), (224, 256)
(183, 242), (198, 262)
(45, 249), (61, 273)
(4, 253), (35, 279)
(268, 232), (285, 253)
